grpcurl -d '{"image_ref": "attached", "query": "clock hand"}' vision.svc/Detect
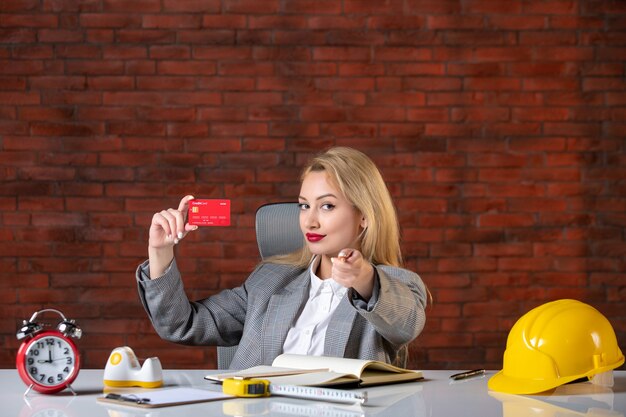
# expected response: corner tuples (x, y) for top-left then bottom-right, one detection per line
(37, 351), (54, 364)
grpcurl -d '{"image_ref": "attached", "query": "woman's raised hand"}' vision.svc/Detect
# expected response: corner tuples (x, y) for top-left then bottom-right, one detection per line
(149, 195), (198, 250)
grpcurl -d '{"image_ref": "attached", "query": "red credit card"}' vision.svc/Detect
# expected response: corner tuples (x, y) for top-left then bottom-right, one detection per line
(188, 199), (230, 226)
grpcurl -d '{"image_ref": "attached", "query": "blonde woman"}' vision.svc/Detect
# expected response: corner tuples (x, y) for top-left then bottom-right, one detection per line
(137, 147), (427, 369)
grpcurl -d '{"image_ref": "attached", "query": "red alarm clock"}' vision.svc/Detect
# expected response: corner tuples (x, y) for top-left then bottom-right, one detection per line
(16, 309), (82, 395)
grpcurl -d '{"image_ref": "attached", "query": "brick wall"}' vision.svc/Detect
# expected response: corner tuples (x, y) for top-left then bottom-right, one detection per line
(1, 0), (624, 372)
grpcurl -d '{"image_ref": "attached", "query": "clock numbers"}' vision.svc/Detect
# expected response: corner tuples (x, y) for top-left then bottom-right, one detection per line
(25, 336), (76, 386)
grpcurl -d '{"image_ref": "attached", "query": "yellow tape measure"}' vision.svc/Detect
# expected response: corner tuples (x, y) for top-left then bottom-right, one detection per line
(223, 378), (270, 397)
(222, 378), (368, 404)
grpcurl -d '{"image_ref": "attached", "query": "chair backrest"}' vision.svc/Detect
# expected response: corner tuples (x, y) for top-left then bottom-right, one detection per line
(216, 202), (302, 369)
(255, 202), (303, 259)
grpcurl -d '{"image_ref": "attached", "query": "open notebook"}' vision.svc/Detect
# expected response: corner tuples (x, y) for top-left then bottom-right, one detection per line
(205, 354), (423, 387)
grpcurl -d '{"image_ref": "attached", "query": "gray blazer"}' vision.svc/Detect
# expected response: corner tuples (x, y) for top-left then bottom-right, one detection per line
(136, 259), (427, 369)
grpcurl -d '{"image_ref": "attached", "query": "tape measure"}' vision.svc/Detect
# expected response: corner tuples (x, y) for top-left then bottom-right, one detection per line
(223, 378), (270, 397)
(222, 378), (368, 404)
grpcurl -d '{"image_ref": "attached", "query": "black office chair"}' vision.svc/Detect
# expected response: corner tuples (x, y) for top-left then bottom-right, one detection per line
(216, 202), (302, 369)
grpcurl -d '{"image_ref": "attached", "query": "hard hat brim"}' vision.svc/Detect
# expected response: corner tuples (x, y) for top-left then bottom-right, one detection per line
(488, 354), (625, 395)
(488, 370), (584, 395)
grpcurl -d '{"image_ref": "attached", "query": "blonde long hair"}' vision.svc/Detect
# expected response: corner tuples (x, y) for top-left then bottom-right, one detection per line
(269, 147), (402, 268)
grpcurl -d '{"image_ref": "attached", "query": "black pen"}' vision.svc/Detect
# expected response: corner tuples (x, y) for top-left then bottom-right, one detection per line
(105, 393), (151, 405)
(449, 369), (485, 381)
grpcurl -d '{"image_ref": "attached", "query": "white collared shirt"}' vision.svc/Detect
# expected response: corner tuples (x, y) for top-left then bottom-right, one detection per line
(282, 256), (348, 356)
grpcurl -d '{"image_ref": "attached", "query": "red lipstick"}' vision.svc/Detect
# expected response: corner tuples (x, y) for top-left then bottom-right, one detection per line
(306, 233), (325, 242)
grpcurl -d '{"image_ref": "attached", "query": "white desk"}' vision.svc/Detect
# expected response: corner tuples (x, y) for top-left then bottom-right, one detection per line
(3, 369), (625, 417)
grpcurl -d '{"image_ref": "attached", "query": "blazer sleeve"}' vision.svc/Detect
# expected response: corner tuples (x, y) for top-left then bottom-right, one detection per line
(351, 265), (427, 345)
(136, 258), (253, 346)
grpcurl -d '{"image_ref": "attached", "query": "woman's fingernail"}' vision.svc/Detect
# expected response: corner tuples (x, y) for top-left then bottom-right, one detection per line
(177, 232), (183, 239)
(192, 225), (198, 230)
(174, 238), (179, 244)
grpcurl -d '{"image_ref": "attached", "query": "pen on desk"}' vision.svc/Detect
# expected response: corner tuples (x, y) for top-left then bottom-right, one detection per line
(449, 369), (485, 381)
(105, 393), (151, 405)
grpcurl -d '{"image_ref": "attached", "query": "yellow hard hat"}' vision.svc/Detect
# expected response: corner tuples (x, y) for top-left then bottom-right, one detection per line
(488, 299), (624, 394)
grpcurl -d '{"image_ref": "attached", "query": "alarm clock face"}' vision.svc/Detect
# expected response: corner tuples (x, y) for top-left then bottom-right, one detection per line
(17, 332), (80, 393)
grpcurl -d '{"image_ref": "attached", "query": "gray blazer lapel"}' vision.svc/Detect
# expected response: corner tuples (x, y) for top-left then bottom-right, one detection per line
(261, 270), (310, 364)
(324, 295), (358, 357)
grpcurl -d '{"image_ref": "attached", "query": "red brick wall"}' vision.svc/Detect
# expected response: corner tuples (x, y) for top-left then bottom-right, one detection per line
(1, 1), (624, 372)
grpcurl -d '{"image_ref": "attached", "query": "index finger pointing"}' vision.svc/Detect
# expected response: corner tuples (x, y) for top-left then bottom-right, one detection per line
(337, 249), (355, 262)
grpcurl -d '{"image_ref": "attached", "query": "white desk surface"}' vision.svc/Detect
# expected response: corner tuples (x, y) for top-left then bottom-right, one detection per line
(3, 369), (625, 417)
